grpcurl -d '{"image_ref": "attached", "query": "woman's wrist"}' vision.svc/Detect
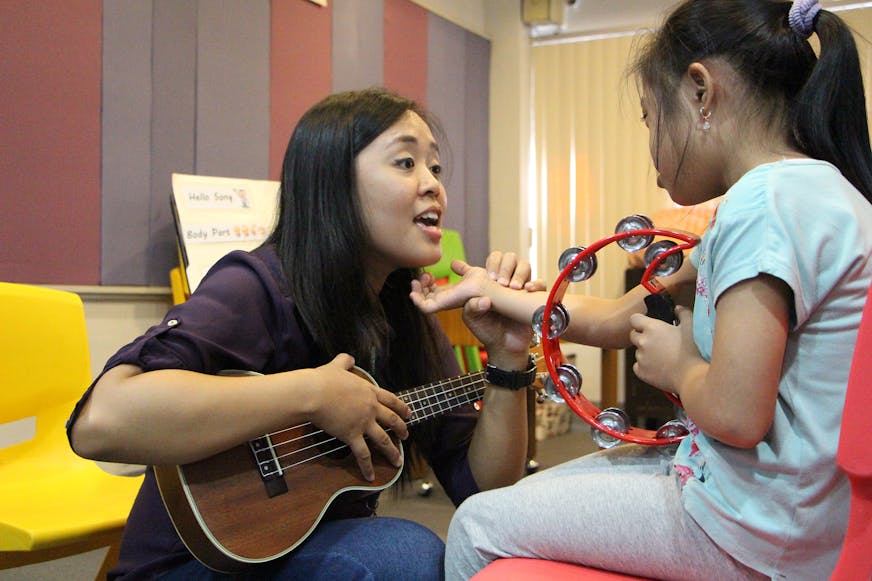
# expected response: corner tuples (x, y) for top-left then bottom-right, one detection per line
(484, 354), (536, 390)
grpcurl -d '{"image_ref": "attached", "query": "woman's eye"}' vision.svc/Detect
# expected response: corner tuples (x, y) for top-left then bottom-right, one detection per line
(640, 112), (648, 123)
(396, 158), (415, 169)
(430, 164), (442, 176)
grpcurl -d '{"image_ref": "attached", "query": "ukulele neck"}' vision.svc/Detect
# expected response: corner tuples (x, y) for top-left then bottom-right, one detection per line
(399, 371), (486, 426)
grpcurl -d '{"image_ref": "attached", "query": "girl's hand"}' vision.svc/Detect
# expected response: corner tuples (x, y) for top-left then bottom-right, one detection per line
(628, 306), (701, 394)
(306, 354), (411, 482)
(485, 251), (546, 291)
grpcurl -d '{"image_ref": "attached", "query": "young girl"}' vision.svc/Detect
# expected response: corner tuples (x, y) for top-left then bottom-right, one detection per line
(67, 88), (537, 580)
(413, 1), (872, 579)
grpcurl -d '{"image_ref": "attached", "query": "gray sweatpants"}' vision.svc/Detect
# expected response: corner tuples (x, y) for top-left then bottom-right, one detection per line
(445, 444), (768, 581)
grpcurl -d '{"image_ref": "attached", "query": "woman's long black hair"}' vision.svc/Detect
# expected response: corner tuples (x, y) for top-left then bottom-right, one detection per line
(266, 88), (449, 458)
(630, 0), (872, 203)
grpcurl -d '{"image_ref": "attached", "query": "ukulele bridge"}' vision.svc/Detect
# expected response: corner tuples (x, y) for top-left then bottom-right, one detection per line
(249, 435), (288, 497)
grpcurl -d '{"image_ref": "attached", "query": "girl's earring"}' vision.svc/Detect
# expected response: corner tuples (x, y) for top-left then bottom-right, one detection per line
(700, 106), (712, 132)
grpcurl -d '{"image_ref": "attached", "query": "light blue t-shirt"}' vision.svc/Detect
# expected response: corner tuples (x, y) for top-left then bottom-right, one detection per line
(677, 159), (872, 579)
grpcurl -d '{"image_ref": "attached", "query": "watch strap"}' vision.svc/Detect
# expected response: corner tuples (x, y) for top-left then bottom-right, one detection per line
(484, 355), (537, 390)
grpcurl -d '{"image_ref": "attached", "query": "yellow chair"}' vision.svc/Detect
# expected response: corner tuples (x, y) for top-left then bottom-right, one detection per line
(169, 265), (190, 306)
(0, 283), (143, 578)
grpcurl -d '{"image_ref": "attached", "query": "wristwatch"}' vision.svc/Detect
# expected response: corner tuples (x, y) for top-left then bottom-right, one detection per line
(484, 355), (537, 390)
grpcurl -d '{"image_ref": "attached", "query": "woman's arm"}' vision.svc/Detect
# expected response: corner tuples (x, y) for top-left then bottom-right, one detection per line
(70, 354), (411, 481)
(458, 296), (532, 490)
(629, 274), (790, 447)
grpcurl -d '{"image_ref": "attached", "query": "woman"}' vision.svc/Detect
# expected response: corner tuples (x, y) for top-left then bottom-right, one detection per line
(68, 88), (536, 580)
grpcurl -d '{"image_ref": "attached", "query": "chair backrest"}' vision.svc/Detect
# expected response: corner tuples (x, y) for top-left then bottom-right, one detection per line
(424, 229), (467, 284)
(0, 283), (92, 424)
(831, 282), (872, 579)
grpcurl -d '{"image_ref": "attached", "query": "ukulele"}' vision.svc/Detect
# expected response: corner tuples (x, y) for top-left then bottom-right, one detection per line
(154, 364), (518, 572)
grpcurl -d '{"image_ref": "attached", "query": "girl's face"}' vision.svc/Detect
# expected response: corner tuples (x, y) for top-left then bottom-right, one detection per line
(355, 110), (446, 286)
(641, 91), (720, 206)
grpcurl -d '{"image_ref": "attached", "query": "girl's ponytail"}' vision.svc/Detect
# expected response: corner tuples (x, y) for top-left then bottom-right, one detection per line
(792, 10), (872, 203)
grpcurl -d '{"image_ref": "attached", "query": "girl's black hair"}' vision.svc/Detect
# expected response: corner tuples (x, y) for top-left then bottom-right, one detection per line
(631, 0), (872, 203)
(265, 88), (448, 462)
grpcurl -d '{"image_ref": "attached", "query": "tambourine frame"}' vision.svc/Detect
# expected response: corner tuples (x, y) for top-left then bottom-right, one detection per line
(540, 227), (699, 446)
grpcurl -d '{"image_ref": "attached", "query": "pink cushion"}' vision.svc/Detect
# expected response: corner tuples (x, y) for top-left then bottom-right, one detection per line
(831, 283), (872, 579)
(470, 558), (651, 580)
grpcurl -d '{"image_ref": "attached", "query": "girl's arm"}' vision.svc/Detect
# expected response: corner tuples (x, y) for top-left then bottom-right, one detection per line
(70, 354), (411, 482)
(629, 274), (790, 447)
(412, 253), (698, 349)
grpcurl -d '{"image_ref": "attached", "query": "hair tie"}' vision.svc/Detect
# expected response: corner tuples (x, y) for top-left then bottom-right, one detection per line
(788, 0), (821, 39)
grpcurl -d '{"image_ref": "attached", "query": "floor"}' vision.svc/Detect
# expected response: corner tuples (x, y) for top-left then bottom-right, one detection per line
(1, 417), (600, 580)
(378, 417), (600, 540)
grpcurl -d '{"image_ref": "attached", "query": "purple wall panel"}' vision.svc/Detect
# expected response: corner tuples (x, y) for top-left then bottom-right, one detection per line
(331, 0), (383, 93)
(148, 0), (198, 286)
(195, 0), (270, 180)
(101, 0), (154, 285)
(462, 33), (491, 268)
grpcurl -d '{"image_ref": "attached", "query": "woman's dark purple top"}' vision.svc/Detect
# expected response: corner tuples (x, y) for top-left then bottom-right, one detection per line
(66, 245), (480, 580)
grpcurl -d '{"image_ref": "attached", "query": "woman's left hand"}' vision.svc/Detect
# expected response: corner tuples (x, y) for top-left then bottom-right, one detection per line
(461, 295), (534, 365)
(461, 252), (542, 365)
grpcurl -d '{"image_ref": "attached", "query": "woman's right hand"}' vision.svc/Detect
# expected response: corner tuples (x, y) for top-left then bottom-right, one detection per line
(305, 354), (411, 481)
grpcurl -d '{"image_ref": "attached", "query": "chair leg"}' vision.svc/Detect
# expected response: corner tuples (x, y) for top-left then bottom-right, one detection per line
(94, 540), (121, 581)
(526, 390), (538, 473)
(0, 528), (125, 578)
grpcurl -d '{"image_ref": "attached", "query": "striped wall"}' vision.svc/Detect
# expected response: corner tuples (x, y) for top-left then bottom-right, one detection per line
(0, 0), (490, 286)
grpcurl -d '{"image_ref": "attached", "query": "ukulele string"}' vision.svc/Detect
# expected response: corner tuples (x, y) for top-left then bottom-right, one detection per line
(260, 372), (488, 442)
(253, 354), (545, 476)
(252, 354), (543, 476)
(256, 377), (490, 476)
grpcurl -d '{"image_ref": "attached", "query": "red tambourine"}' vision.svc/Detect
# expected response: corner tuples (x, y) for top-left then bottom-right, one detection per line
(533, 214), (700, 448)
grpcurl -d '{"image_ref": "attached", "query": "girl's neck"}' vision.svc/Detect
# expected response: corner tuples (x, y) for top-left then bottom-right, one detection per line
(719, 128), (807, 189)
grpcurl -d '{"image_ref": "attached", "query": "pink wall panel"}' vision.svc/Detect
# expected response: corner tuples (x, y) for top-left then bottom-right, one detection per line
(383, 0), (428, 106)
(0, 0), (102, 284)
(269, 0), (333, 180)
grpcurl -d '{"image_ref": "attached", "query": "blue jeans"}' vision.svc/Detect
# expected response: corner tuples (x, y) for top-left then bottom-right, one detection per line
(159, 517), (445, 580)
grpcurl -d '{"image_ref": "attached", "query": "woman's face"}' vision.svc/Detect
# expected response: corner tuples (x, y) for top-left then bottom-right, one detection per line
(355, 110), (446, 286)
